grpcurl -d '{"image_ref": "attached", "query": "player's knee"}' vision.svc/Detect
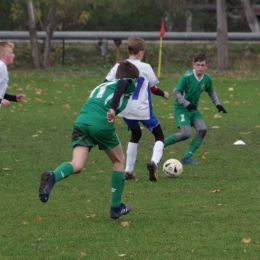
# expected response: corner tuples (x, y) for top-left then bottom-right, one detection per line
(152, 124), (164, 142)
(71, 161), (84, 173)
(179, 132), (192, 141)
(197, 128), (207, 139)
(130, 126), (142, 143)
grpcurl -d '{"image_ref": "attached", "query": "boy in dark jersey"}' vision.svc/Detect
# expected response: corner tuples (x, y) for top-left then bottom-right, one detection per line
(38, 61), (139, 219)
(164, 52), (227, 165)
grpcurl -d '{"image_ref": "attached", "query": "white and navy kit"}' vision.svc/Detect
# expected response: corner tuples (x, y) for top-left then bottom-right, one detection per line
(106, 59), (159, 130)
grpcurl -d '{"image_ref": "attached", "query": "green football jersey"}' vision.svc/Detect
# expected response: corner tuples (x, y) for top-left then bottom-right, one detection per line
(75, 78), (136, 128)
(174, 70), (214, 111)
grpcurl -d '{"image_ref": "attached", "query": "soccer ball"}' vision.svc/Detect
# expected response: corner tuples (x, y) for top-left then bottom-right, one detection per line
(163, 159), (183, 178)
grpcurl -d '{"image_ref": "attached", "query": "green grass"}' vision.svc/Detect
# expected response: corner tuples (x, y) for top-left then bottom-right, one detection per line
(1, 68), (260, 259)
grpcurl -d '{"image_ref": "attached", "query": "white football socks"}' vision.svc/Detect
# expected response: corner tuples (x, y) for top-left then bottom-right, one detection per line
(125, 142), (138, 173)
(151, 141), (164, 165)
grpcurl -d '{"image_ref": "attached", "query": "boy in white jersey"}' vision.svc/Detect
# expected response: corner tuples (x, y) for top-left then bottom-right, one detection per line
(164, 52), (227, 165)
(106, 36), (169, 182)
(0, 42), (26, 108)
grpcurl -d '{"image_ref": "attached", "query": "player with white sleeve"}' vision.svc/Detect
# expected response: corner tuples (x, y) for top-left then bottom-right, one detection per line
(105, 36), (169, 182)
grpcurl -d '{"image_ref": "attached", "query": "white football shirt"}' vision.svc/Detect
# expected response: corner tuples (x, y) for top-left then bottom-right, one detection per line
(0, 60), (9, 108)
(106, 59), (159, 120)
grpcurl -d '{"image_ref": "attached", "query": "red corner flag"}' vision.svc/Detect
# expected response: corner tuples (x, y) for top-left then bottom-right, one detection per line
(160, 20), (165, 37)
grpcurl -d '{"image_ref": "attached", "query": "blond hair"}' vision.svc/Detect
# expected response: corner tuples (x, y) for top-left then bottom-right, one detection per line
(0, 41), (14, 56)
(127, 36), (146, 55)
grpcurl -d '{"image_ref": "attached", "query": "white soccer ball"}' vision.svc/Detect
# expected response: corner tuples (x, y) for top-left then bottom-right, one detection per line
(163, 159), (183, 178)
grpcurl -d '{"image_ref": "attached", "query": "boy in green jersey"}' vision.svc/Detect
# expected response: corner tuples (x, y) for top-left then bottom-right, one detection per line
(38, 61), (139, 219)
(164, 52), (227, 165)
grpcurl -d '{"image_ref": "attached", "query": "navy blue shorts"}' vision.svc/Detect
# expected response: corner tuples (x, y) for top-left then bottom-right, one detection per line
(123, 114), (159, 131)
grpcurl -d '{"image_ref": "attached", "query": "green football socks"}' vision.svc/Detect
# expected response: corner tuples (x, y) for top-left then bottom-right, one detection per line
(184, 137), (202, 158)
(164, 134), (177, 147)
(111, 171), (125, 207)
(53, 162), (74, 182)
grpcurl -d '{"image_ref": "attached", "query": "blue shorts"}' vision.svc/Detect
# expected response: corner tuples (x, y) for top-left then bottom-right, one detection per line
(123, 114), (159, 131)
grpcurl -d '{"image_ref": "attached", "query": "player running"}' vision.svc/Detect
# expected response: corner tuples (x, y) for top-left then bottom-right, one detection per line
(105, 36), (169, 182)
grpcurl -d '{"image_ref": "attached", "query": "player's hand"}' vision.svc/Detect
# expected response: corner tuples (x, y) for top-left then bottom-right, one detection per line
(107, 108), (115, 123)
(186, 103), (197, 111)
(216, 104), (227, 113)
(16, 94), (26, 102)
(1, 99), (10, 107)
(163, 91), (169, 100)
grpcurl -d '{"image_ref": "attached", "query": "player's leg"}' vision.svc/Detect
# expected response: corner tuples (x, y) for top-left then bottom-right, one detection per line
(164, 111), (192, 147)
(123, 118), (142, 179)
(141, 115), (163, 182)
(39, 125), (91, 203)
(105, 144), (131, 219)
(97, 127), (131, 219)
(181, 118), (207, 165)
(39, 146), (89, 203)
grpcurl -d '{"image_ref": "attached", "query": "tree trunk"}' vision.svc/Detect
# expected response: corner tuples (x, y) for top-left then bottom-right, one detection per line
(26, 0), (41, 69)
(216, 0), (228, 71)
(43, 0), (57, 69)
(241, 0), (260, 32)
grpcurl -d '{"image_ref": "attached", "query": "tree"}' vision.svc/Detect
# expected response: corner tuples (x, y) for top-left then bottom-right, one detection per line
(27, 0), (41, 69)
(43, 0), (57, 68)
(241, 0), (260, 32)
(216, 0), (228, 70)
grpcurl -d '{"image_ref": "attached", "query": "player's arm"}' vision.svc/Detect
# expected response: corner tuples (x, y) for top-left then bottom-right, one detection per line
(173, 88), (196, 111)
(3, 93), (17, 102)
(208, 91), (227, 113)
(151, 86), (169, 100)
(107, 79), (129, 122)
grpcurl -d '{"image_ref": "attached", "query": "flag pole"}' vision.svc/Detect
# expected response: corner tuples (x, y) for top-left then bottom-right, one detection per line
(158, 19), (165, 78)
(157, 36), (163, 78)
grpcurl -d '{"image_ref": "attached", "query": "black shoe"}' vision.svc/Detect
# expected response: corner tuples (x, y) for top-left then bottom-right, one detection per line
(110, 203), (131, 219)
(39, 171), (55, 203)
(124, 172), (135, 180)
(147, 161), (158, 182)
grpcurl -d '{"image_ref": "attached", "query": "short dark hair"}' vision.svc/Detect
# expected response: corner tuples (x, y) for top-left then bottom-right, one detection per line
(193, 52), (207, 63)
(116, 60), (139, 79)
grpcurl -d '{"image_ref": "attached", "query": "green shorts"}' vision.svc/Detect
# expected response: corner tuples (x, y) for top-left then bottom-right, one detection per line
(71, 123), (120, 151)
(174, 109), (203, 128)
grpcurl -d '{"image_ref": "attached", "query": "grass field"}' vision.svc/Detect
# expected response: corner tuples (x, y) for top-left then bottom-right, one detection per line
(0, 67), (260, 259)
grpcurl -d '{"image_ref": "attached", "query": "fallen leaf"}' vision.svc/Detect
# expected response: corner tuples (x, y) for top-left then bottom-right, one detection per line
(212, 126), (220, 129)
(23, 221), (28, 225)
(228, 87), (234, 91)
(121, 221), (130, 227)
(242, 238), (251, 243)
(234, 100), (239, 105)
(32, 135), (38, 137)
(35, 216), (43, 221)
(212, 190), (221, 193)
(214, 114), (222, 118)
(63, 104), (70, 110)
(81, 252), (87, 256)
(115, 119), (122, 124)
(118, 254), (126, 257)
(99, 170), (105, 173)
(85, 214), (96, 219)
(202, 155), (206, 159)
(2, 168), (12, 171)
